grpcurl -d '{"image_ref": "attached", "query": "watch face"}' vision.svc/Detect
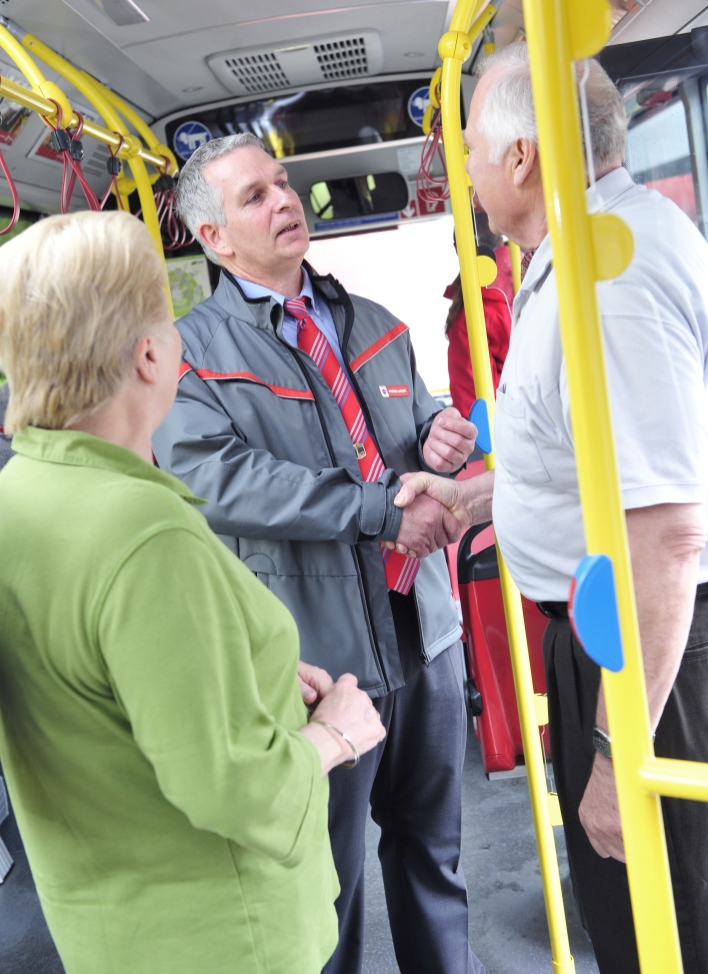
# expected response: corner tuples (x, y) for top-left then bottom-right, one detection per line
(593, 727), (612, 760)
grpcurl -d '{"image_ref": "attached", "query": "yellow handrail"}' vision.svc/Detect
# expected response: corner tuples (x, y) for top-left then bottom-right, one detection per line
(88, 77), (178, 176)
(0, 73), (166, 169)
(521, 0), (708, 970)
(440, 3), (575, 971)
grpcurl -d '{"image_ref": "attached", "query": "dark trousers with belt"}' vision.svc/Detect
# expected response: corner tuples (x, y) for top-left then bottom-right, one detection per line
(543, 589), (708, 974)
(323, 594), (486, 974)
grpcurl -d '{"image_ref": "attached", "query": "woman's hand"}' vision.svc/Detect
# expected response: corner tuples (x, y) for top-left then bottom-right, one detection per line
(300, 674), (386, 775)
(297, 660), (334, 708)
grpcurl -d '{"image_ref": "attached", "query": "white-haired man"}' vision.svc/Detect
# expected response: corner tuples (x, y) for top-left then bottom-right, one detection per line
(153, 134), (487, 974)
(396, 44), (708, 974)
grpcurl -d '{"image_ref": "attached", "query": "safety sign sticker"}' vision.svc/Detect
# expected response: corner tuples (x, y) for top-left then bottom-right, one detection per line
(408, 86), (431, 128)
(173, 121), (212, 161)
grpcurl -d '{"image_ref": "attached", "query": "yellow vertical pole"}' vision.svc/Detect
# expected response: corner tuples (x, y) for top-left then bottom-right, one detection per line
(508, 239), (522, 294)
(522, 0), (683, 970)
(440, 2), (575, 971)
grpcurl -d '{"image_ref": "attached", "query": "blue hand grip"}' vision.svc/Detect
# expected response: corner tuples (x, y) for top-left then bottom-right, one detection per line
(469, 398), (492, 455)
(569, 554), (624, 672)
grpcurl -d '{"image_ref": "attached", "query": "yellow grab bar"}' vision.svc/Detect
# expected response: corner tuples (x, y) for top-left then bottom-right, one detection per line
(521, 0), (708, 970)
(440, 2), (575, 971)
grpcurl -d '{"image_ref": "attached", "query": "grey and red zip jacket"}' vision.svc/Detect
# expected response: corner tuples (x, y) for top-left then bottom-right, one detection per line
(153, 265), (461, 696)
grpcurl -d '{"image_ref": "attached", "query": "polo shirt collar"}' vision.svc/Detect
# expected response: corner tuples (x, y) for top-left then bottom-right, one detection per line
(518, 166), (635, 297)
(12, 427), (205, 504)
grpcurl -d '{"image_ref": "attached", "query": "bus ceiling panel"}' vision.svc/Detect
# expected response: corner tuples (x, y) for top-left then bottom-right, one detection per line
(2, 0), (181, 119)
(608, 0), (708, 45)
(118, 1), (449, 110)
(599, 29), (708, 84)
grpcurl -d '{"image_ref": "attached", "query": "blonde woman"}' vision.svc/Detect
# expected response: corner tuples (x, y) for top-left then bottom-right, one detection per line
(0, 211), (384, 974)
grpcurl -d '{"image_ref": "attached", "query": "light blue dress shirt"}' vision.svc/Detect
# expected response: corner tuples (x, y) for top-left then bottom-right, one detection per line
(234, 269), (347, 371)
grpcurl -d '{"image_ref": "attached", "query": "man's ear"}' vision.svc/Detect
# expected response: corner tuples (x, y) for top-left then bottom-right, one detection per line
(198, 222), (235, 259)
(134, 335), (159, 385)
(510, 138), (538, 189)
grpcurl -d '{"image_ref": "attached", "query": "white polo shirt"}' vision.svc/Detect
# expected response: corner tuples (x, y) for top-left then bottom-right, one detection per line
(492, 167), (708, 601)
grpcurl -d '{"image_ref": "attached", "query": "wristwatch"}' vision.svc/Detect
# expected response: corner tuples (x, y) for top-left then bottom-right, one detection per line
(592, 726), (613, 760)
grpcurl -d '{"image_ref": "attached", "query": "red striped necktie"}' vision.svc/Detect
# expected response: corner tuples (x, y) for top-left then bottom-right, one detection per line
(285, 297), (420, 595)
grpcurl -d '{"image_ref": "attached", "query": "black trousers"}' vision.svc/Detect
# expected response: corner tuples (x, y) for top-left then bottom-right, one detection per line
(322, 604), (486, 974)
(543, 589), (708, 974)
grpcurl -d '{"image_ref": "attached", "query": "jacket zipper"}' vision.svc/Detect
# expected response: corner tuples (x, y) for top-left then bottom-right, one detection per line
(275, 330), (391, 693)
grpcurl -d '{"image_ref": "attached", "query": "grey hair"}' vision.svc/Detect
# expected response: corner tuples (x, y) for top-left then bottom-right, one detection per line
(474, 43), (627, 174)
(174, 133), (267, 264)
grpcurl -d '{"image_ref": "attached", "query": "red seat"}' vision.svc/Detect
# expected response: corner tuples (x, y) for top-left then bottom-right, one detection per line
(456, 521), (551, 775)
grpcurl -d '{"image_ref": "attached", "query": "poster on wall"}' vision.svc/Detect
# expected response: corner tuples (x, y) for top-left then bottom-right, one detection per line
(166, 255), (212, 319)
(0, 62), (33, 146)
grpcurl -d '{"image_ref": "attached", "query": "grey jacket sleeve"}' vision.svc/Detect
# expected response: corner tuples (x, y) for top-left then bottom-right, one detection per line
(153, 372), (402, 545)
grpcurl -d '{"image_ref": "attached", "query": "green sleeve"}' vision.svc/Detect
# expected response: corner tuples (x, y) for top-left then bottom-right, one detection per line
(96, 526), (326, 867)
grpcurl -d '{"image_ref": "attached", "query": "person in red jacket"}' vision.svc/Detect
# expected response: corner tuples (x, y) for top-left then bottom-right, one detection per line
(444, 211), (514, 419)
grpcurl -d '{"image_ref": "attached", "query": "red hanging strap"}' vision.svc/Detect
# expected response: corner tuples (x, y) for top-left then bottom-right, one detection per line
(0, 114), (20, 236)
(100, 133), (125, 210)
(416, 105), (450, 207)
(42, 102), (100, 213)
(132, 160), (192, 250)
(154, 162), (193, 251)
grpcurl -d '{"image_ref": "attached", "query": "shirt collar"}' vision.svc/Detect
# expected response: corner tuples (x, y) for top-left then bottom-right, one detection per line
(11, 427), (205, 504)
(518, 166), (635, 296)
(234, 267), (315, 310)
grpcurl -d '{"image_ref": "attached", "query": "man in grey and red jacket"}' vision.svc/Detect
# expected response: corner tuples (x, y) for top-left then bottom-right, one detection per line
(154, 134), (489, 974)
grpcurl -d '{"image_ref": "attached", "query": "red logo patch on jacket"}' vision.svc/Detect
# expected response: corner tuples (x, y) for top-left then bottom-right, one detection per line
(379, 385), (410, 398)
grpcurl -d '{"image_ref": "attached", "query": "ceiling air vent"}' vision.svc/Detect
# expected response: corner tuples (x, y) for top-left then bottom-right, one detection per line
(208, 31), (383, 97)
(314, 37), (369, 80)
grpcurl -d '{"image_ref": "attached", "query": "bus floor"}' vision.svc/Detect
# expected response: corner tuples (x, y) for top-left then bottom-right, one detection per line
(0, 721), (600, 974)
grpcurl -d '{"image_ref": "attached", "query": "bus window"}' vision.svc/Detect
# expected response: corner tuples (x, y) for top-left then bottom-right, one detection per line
(307, 215), (458, 396)
(625, 91), (698, 224)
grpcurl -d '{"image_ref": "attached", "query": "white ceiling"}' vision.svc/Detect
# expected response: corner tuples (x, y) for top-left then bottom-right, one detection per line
(3, 0), (452, 118)
(0, 0), (705, 124)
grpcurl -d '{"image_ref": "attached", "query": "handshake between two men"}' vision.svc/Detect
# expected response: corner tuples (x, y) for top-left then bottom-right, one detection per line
(386, 407), (496, 560)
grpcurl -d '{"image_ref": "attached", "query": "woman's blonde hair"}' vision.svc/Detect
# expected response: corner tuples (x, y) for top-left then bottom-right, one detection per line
(0, 211), (168, 434)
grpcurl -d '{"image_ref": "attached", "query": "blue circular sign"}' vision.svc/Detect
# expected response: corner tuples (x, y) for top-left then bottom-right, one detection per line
(408, 86), (431, 128)
(173, 121), (212, 161)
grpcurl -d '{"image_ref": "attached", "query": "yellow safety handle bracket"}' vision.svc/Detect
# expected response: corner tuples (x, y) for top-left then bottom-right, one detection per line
(522, 0), (687, 970)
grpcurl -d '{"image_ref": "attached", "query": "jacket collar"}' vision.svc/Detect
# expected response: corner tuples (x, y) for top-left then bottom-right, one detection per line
(213, 260), (344, 333)
(11, 427), (204, 504)
(517, 166), (636, 298)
